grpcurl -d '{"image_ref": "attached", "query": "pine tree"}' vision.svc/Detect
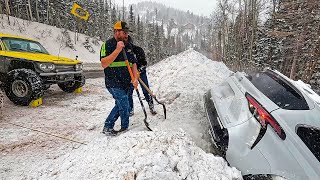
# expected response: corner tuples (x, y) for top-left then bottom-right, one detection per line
(136, 15), (144, 47)
(154, 24), (161, 60)
(255, 0), (320, 90)
(111, 6), (117, 25)
(128, 5), (137, 42)
(145, 23), (156, 64)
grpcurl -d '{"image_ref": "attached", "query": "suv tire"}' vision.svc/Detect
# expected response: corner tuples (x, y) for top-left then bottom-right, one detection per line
(5, 69), (43, 106)
(58, 74), (85, 93)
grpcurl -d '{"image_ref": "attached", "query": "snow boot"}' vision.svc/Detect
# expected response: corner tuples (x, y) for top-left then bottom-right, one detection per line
(116, 127), (128, 134)
(102, 127), (117, 136)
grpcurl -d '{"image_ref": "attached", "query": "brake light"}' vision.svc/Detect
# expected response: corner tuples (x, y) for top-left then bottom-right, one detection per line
(246, 93), (286, 140)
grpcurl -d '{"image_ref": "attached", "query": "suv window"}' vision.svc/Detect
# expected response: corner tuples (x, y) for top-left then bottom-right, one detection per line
(2, 37), (49, 54)
(297, 126), (320, 162)
(248, 71), (309, 110)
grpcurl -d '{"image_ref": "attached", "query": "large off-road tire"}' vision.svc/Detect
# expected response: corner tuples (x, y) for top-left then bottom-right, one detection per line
(58, 74), (85, 93)
(5, 69), (43, 106)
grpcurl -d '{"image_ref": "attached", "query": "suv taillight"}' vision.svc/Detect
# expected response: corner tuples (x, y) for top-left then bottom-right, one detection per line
(246, 93), (286, 140)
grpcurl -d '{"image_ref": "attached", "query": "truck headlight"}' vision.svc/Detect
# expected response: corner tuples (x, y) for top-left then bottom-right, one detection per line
(75, 64), (83, 71)
(38, 63), (55, 72)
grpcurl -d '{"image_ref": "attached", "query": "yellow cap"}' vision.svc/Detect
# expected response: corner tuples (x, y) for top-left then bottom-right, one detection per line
(114, 21), (131, 32)
(114, 21), (123, 30)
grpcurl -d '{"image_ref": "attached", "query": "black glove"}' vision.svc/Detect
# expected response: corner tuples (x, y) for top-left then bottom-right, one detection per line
(138, 66), (146, 72)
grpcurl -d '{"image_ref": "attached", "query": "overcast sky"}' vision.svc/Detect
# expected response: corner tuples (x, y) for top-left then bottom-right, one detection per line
(116, 0), (217, 17)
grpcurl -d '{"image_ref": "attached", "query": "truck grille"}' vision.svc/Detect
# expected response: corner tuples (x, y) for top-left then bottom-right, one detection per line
(55, 65), (75, 72)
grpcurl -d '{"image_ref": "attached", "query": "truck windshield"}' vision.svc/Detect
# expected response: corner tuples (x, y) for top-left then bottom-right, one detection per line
(2, 37), (49, 54)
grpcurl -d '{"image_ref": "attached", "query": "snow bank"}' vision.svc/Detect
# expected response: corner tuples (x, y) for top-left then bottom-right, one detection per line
(148, 48), (231, 97)
(39, 130), (241, 180)
(145, 49), (231, 153)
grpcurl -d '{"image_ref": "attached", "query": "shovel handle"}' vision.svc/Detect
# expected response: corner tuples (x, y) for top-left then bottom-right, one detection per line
(123, 49), (136, 89)
(138, 78), (155, 97)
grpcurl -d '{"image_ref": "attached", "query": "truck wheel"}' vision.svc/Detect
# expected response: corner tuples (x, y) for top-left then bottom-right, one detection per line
(5, 69), (43, 106)
(58, 74), (85, 93)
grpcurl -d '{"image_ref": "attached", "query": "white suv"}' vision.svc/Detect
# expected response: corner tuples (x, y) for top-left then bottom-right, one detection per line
(204, 69), (320, 179)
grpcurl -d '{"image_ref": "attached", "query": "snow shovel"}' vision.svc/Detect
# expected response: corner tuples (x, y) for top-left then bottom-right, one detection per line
(138, 78), (167, 119)
(123, 49), (152, 131)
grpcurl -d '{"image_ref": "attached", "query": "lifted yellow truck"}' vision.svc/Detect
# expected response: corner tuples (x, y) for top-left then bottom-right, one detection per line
(0, 33), (85, 106)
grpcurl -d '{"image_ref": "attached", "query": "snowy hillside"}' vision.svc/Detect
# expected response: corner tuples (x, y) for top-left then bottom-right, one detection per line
(0, 15), (102, 64)
(0, 48), (242, 179)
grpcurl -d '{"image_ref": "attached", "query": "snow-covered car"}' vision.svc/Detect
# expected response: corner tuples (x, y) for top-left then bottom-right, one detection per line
(204, 68), (320, 180)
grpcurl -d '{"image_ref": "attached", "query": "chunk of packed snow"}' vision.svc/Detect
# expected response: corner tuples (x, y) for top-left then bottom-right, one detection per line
(38, 130), (242, 180)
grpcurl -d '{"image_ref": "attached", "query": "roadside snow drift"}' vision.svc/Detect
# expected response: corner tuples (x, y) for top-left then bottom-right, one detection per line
(146, 49), (231, 152)
(1, 46), (241, 179)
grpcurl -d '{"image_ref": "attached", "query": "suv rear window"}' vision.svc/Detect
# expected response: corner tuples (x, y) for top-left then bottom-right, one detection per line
(248, 71), (309, 110)
(297, 126), (320, 162)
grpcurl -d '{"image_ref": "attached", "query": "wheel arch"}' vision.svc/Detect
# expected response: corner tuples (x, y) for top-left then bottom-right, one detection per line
(9, 58), (35, 72)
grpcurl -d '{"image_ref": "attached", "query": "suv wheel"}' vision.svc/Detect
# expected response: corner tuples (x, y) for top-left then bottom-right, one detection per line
(5, 69), (43, 106)
(58, 74), (85, 93)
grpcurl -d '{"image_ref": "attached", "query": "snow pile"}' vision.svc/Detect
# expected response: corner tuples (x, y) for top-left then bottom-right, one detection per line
(39, 130), (241, 180)
(144, 49), (231, 152)
(0, 15), (102, 63)
(149, 48), (231, 97)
